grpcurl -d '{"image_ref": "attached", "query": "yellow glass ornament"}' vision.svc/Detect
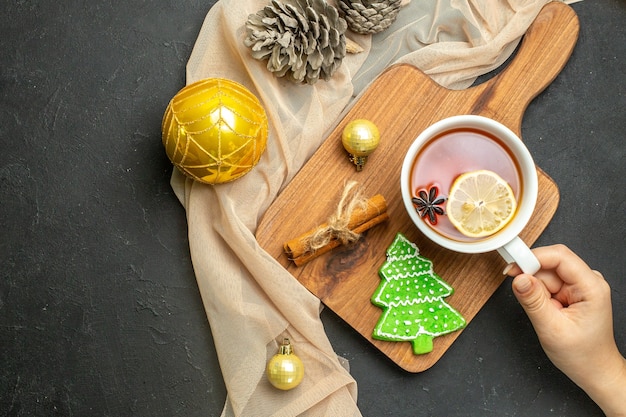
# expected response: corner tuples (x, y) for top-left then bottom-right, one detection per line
(341, 119), (380, 171)
(266, 338), (304, 390)
(162, 78), (268, 184)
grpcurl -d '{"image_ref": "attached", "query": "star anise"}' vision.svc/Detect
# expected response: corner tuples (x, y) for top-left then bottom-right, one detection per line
(412, 185), (446, 225)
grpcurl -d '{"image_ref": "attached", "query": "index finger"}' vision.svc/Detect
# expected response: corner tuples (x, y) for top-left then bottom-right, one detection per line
(506, 244), (598, 286)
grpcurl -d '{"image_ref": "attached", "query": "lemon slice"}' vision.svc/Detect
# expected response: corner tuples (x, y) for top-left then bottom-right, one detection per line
(446, 170), (517, 238)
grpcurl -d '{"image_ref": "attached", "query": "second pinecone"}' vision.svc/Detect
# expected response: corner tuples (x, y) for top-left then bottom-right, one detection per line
(338, 0), (403, 34)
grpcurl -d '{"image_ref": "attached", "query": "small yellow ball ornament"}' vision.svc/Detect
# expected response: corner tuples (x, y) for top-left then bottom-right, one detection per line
(162, 78), (268, 184)
(266, 338), (304, 390)
(341, 119), (380, 171)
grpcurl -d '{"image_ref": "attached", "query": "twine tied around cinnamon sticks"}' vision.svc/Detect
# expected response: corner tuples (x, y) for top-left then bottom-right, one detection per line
(284, 181), (389, 266)
(306, 181), (365, 250)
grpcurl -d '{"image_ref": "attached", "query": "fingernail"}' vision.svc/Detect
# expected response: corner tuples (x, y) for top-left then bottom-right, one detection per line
(513, 275), (532, 294)
(502, 264), (513, 276)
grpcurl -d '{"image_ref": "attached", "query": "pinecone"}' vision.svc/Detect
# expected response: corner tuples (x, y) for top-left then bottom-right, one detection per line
(338, 0), (403, 34)
(244, 0), (348, 85)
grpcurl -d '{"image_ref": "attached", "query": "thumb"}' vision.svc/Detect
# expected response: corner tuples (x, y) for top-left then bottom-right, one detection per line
(512, 274), (553, 324)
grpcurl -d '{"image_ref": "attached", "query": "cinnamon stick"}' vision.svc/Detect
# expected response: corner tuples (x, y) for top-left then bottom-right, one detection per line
(291, 212), (389, 267)
(284, 194), (388, 266)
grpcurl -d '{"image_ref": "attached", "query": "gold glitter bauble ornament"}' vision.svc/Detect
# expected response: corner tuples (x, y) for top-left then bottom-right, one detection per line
(266, 338), (304, 390)
(341, 119), (380, 171)
(162, 78), (268, 184)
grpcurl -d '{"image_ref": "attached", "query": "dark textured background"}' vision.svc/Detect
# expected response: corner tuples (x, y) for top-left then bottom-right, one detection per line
(1, 1), (624, 416)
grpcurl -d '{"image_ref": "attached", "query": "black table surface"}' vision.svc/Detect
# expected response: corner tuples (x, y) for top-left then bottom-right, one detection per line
(1, 1), (624, 416)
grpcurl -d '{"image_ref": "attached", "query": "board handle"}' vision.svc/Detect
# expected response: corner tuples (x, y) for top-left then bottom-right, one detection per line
(475, 2), (579, 131)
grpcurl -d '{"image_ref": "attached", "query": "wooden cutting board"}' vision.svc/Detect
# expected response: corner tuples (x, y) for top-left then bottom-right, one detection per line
(256, 2), (579, 372)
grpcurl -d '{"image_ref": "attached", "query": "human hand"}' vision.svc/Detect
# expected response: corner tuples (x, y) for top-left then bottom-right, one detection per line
(506, 244), (626, 416)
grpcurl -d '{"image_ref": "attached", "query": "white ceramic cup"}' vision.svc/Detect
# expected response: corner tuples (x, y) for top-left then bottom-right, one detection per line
(400, 115), (540, 275)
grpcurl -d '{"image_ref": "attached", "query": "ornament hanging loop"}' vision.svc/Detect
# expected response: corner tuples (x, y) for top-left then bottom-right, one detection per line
(279, 338), (293, 355)
(349, 154), (368, 171)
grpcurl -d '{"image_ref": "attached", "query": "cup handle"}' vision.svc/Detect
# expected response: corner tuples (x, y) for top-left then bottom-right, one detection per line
(497, 236), (541, 275)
